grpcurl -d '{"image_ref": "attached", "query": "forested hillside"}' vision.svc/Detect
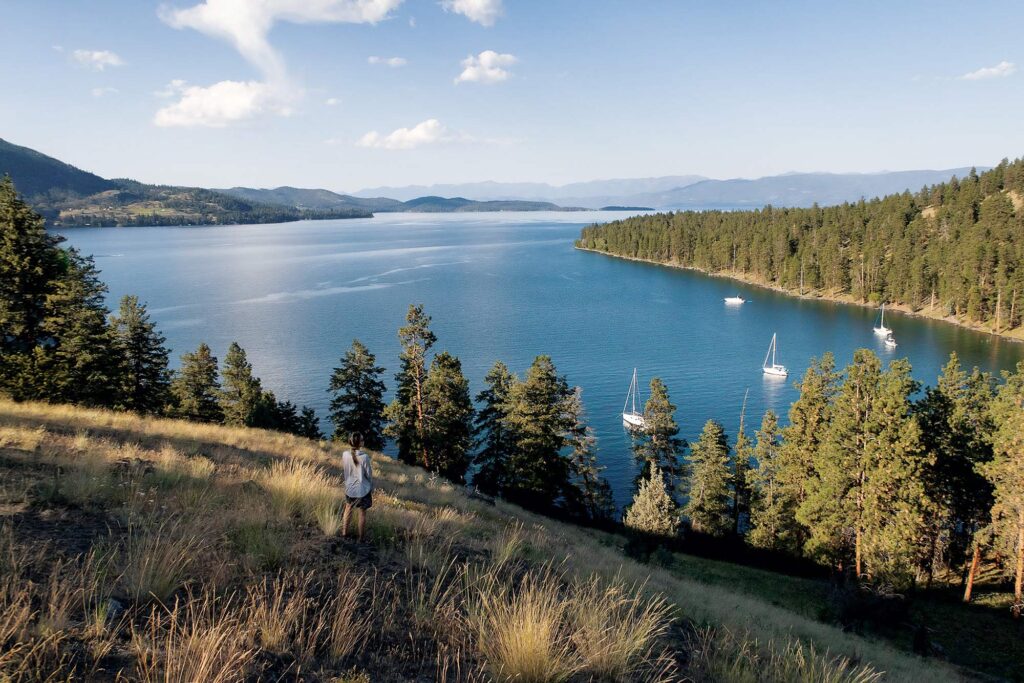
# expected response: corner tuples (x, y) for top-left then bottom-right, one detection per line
(0, 139), (371, 226)
(577, 159), (1024, 336)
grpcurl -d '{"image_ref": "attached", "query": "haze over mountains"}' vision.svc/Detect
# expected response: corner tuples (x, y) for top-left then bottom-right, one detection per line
(352, 168), (982, 210)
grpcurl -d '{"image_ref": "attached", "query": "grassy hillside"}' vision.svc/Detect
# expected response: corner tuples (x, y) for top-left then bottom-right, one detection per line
(0, 399), (974, 682)
(0, 138), (114, 198)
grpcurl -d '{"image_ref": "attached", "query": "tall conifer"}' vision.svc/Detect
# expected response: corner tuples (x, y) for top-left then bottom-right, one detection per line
(170, 343), (223, 423)
(684, 420), (733, 536)
(328, 339), (386, 449)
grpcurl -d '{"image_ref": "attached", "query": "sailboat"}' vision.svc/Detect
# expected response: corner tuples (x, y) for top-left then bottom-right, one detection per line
(622, 368), (647, 430)
(762, 333), (788, 377)
(724, 295), (746, 305)
(873, 303), (892, 336)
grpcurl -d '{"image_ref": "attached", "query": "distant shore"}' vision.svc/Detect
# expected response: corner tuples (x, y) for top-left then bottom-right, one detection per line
(575, 246), (1024, 344)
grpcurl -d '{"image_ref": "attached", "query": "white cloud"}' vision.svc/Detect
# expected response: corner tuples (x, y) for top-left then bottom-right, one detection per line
(357, 118), (450, 149)
(155, 0), (403, 126)
(72, 49), (125, 71)
(455, 50), (516, 84)
(442, 0), (502, 26)
(368, 55), (407, 67)
(153, 80), (286, 128)
(91, 87), (119, 98)
(325, 97), (341, 106)
(959, 60), (1016, 80)
(155, 79), (189, 97)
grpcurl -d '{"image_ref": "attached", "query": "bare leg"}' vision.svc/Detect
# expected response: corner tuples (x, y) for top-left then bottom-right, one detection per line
(356, 509), (366, 541)
(341, 503), (352, 537)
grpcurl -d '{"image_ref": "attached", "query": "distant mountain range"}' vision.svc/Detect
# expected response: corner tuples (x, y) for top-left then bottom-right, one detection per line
(352, 169), (983, 210)
(214, 186), (576, 213)
(0, 136), (987, 227)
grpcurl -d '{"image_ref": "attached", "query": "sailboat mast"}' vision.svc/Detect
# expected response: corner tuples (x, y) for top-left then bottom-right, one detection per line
(632, 368), (638, 414)
(773, 334), (778, 366)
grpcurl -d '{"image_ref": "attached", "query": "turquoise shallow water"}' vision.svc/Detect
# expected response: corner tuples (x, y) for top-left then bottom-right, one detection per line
(60, 211), (1024, 507)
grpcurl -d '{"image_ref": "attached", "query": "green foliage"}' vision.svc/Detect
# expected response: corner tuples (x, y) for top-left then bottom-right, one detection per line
(219, 342), (263, 426)
(577, 160), (1024, 330)
(748, 411), (793, 550)
(732, 422), (753, 535)
(983, 361), (1024, 603)
(170, 343), (223, 423)
(472, 360), (518, 496)
(562, 387), (615, 521)
(684, 420), (733, 536)
(385, 304), (436, 468)
(633, 377), (685, 488)
(328, 339), (386, 449)
(110, 295), (171, 414)
(625, 465), (680, 537)
(800, 351), (930, 586)
(422, 351), (475, 483)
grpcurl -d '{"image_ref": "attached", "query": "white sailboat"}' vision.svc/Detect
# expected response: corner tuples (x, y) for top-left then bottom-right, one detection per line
(873, 303), (892, 336)
(762, 333), (788, 377)
(622, 368), (647, 430)
(724, 295), (746, 305)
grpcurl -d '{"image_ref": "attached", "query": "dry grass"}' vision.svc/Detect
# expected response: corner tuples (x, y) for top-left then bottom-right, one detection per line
(119, 519), (206, 603)
(258, 459), (338, 519)
(135, 593), (256, 683)
(0, 399), (972, 682)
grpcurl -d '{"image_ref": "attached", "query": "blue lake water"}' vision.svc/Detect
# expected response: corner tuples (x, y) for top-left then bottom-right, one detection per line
(60, 212), (1024, 508)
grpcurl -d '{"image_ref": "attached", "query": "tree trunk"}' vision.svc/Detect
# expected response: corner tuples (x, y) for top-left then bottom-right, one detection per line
(995, 288), (1002, 334)
(413, 370), (430, 470)
(1015, 519), (1024, 618)
(925, 529), (938, 590)
(963, 541), (981, 603)
(855, 526), (863, 579)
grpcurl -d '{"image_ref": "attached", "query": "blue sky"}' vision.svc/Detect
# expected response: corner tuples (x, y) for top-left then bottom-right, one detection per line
(1, 0), (1022, 191)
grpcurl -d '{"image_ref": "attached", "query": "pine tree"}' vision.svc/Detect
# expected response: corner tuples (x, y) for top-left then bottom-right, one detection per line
(219, 342), (263, 426)
(472, 361), (518, 496)
(749, 411), (795, 551)
(625, 465), (680, 537)
(169, 343), (223, 423)
(328, 339), (386, 449)
(385, 304), (436, 468)
(777, 353), (840, 552)
(732, 421), (753, 535)
(684, 420), (733, 536)
(984, 361), (1024, 614)
(110, 295), (171, 414)
(915, 353), (995, 589)
(633, 377), (685, 488)
(296, 406), (323, 440)
(563, 387), (615, 521)
(501, 355), (574, 508)
(422, 351), (475, 482)
(800, 351), (930, 585)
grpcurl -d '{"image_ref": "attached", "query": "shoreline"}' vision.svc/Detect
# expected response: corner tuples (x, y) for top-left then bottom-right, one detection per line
(575, 246), (1024, 344)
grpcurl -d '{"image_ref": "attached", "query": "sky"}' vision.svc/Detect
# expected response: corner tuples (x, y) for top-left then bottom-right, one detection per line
(0, 0), (1022, 191)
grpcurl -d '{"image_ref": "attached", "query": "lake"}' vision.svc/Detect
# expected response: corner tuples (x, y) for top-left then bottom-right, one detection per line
(60, 212), (1024, 508)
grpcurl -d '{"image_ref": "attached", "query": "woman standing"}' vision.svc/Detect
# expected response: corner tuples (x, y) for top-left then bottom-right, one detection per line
(341, 432), (373, 541)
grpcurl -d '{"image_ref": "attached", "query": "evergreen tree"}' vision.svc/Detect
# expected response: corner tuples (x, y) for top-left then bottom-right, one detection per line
(472, 360), (518, 496)
(328, 339), (386, 449)
(296, 406), (323, 440)
(624, 465), (680, 537)
(422, 351), (475, 482)
(800, 351), (930, 585)
(915, 353), (995, 587)
(684, 420), (733, 536)
(384, 304), (436, 468)
(777, 354), (840, 552)
(633, 377), (685, 488)
(169, 343), (223, 423)
(110, 295), (171, 414)
(984, 361), (1024, 614)
(749, 411), (794, 551)
(732, 421), (753, 535)
(219, 342), (262, 426)
(563, 387), (615, 521)
(501, 355), (574, 508)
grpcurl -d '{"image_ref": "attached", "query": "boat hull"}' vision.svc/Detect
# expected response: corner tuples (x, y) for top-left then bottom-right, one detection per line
(762, 366), (788, 377)
(622, 412), (646, 430)
(724, 297), (745, 304)
(873, 326), (892, 336)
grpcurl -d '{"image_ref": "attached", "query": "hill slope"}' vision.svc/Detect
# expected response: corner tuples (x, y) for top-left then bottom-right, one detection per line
(0, 140), (372, 227)
(0, 137), (114, 198)
(0, 399), (967, 681)
(219, 187), (579, 213)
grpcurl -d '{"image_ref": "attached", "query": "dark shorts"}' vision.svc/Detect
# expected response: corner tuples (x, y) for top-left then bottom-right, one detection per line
(346, 492), (372, 510)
